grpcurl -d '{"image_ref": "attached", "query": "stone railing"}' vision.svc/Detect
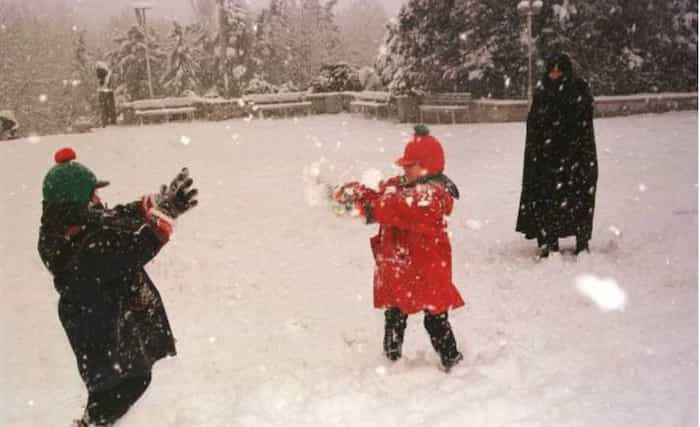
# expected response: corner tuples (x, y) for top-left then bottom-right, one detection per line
(118, 92), (697, 124)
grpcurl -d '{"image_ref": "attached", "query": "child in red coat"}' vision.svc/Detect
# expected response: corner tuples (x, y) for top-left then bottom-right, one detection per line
(336, 125), (464, 371)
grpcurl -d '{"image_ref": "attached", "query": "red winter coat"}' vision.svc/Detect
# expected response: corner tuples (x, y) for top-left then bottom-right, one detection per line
(358, 175), (464, 315)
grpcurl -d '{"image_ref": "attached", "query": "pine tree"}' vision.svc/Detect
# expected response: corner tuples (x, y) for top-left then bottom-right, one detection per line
(107, 25), (167, 100)
(161, 21), (203, 96)
(210, 0), (254, 97)
(255, 0), (341, 89)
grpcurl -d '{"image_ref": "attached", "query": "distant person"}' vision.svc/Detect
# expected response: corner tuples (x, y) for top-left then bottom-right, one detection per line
(334, 125), (464, 372)
(0, 109), (20, 140)
(96, 61), (117, 127)
(516, 52), (598, 258)
(38, 148), (198, 426)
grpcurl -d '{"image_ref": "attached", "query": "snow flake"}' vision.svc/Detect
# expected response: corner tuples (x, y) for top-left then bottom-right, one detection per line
(459, 32), (467, 41)
(179, 135), (191, 145)
(375, 366), (387, 376)
(28, 400), (35, 407)
(38, 94), (48, 103)
(638, 183), (647, 192)
(208, 336), (217, 343)
(237, 99), (246, 107)
(466, 219), (483, 230)
(72, 25), (78, 32)
(556, 182), (563, 190)
(608, 225), (622, 237)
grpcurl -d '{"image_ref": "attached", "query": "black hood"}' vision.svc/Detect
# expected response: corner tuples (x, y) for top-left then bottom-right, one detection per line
(544, 52), (574, 81)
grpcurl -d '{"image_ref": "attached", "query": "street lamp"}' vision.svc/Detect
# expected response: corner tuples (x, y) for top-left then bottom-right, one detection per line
(133, 2), (154, 99)
(518, 0), (543, 102)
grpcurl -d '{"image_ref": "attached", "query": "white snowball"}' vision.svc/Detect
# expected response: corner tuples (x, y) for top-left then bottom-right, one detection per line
(360, 168), (383, 191)
(575, 274), (627, 311)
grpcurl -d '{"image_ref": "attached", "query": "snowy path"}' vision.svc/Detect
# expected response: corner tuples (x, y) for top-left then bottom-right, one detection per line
(1, 112), (697, 426)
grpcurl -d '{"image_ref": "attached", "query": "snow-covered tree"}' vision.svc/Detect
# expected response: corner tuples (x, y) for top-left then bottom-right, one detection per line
(209, 0), (255, 97)
(378, 0), (697, 97)
(309, 62), (362, 92)
(254, 0), (341, 88)
(161, 22), (203, 96)
(107, 25), (167, 100)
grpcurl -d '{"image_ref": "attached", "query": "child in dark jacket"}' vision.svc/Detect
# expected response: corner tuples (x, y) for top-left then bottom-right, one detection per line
(38, 148), (197, 426)
(335, 125), (464, 371)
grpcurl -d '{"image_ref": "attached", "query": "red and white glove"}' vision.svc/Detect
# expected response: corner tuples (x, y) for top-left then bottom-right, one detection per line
(140, 194), (175, 242)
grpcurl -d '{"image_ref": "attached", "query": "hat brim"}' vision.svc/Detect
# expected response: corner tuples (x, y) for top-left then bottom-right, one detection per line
(396, 157), (417, 167)
(95, 180), (110, 189)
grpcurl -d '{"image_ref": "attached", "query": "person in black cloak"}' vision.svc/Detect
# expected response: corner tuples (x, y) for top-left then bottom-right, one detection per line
(38, 147), (198, 426)
(516, 52), (598, 258)
(96, 62), (117, 127)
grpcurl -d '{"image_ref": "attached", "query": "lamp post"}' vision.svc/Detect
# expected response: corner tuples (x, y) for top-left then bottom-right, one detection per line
(517, 0), (543, 102)
(133, 2), (154, 99)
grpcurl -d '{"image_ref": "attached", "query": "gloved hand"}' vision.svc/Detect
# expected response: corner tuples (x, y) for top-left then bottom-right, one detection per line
(157, 168), (198, 218)
(332, 182), (368, 217)
(139, 168), (198, 241)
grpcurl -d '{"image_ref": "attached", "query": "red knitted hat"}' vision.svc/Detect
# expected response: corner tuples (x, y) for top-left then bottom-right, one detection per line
(396, 134), (445, 175)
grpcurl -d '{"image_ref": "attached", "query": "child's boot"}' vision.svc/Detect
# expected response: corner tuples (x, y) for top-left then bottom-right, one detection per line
(384, 308), (408, 361)
(424, 311), (463, 371)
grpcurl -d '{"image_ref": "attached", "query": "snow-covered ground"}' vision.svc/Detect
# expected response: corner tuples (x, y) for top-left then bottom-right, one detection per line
(1, 112), (697, 427)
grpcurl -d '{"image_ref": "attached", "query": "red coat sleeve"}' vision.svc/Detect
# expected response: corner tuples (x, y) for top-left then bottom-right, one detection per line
(369, 183), (452, 236)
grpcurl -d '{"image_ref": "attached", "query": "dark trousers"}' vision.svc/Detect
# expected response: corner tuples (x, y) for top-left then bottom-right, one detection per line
(86, 373), (151, 425)
(98, 91), (117, 127)
(384, 308), (462, 368)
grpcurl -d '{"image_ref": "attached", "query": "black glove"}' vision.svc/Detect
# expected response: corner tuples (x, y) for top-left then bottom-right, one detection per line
(157, 168), (198, 218)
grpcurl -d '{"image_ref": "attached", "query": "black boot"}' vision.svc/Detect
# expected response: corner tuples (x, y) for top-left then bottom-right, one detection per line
(575, 238), (589, 255)
(537, 237), (559, 258)
(384, 308), (408, 361)
(424, 311), (463, 371)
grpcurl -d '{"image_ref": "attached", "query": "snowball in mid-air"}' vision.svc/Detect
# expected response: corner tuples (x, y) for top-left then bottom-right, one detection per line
(575, 274), (627, 311)
(360, 168), (383, 191)
(465, 219), (483, 230)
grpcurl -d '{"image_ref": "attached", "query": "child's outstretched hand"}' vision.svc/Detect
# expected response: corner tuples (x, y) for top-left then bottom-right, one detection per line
(332, 182), (369, 217)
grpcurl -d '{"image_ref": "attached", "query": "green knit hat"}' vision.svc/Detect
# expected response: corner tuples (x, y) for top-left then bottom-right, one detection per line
(42, 148), (109, 206)
(414, 124), (430, 136)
